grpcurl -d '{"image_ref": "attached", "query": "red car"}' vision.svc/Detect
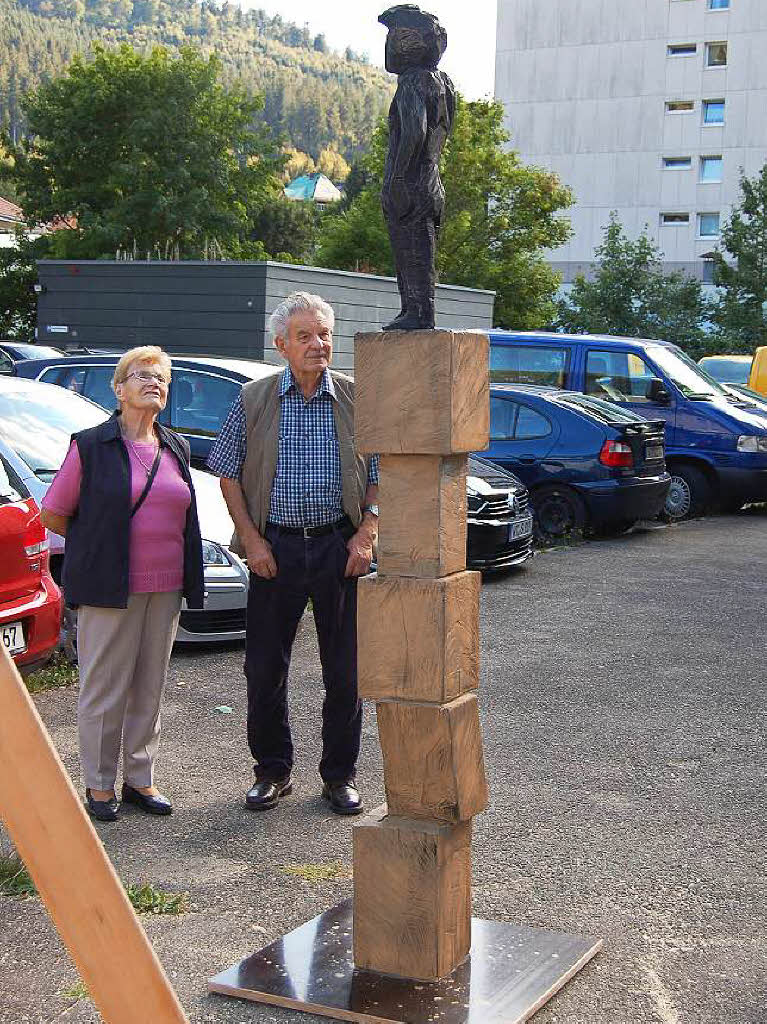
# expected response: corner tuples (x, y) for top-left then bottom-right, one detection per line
(0, 453), (61, 675)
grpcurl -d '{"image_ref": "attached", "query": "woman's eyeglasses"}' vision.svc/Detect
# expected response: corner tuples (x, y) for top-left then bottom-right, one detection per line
(122, 371), (169, 385)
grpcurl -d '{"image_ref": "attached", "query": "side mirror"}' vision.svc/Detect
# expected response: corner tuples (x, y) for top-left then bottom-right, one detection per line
(646, 378), (672, 405)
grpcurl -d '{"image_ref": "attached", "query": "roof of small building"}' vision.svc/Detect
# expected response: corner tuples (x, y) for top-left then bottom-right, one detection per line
(0, 196), (23, 225)
(284, 172), (342, 204)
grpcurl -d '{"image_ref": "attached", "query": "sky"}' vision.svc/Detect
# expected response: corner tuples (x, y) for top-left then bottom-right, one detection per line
(236, 1), (498, 101)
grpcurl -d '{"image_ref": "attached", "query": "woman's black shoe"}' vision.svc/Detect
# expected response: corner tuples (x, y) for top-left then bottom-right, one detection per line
(121, 783), (173, 816)
(85, 788), (119, 822)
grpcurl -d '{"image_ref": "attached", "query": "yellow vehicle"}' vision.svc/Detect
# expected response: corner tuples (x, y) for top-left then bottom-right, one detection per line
(698, 347), (767, 396)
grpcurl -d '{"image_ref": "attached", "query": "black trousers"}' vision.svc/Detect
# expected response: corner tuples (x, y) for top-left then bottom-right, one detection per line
(244, 522), (362, 785)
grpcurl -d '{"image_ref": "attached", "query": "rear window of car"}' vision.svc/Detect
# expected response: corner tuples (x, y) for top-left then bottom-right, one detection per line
(553, 393), (647, 424)
(490, 345), (569, 387)
(0, 454), (26, 502)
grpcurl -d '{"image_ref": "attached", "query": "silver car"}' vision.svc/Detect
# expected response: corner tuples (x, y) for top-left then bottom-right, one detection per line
(0, 377), (247, 645)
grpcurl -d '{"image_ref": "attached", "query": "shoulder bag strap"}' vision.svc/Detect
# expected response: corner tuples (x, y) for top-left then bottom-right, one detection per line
(130, 444), (162, 519)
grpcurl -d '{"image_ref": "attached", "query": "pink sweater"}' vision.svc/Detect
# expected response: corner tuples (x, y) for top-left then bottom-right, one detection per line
(43, 440), (191, 594)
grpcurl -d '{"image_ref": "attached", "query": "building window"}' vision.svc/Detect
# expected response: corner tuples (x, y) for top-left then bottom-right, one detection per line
(668, 43), (697, 57)
(706, 42), (728, 66)
(700, 156), (723, 182)
(661, 213), (690, 225)
(702, 260), (716, 284)
(666, 100), (695, 114)
(698, 212), (721, 237)
(703, 99), (725, 124)
(664, 157), (692, 170)
(708, 0), (729, 9)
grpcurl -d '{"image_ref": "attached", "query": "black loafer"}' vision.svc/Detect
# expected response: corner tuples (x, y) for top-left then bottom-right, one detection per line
(322, 781), (364, 816)
(245, 778), (292, 811)
(85, 788), (119, 822)
(121, 783), (173, 816)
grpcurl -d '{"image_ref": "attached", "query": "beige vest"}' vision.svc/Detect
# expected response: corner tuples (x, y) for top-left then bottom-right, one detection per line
(230, 369), (370, 556)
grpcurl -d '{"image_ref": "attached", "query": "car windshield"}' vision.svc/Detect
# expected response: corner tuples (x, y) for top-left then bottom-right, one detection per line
(0, 385), (107, 480)
(647, 345), (729, 399)
(7, 343), (64, 360)
(553, 393), (646, 424)
(699, 356), (752, 384)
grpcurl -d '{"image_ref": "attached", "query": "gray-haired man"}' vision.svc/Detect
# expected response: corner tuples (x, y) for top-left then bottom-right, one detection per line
(207, 292), (379, 814)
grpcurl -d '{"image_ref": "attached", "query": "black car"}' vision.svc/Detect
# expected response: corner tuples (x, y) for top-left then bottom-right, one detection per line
(466, 455), (533, 571)
(482, 385), (671, 542)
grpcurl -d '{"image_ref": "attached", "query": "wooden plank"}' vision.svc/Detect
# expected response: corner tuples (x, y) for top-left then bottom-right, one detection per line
(354, 330), (489, 455)
(376, 693), (489, 823)
(0, 646), (189, 1024)
(353, 808), (472, 980)
(377, 455), (467, 578)
(358, 571), (480, 702)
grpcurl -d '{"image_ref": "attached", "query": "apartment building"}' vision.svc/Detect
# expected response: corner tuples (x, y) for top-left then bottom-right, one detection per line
(495, 0), (767, 284)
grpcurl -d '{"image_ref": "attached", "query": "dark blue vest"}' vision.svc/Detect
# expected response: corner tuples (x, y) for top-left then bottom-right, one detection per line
(62, 414), (204, 609)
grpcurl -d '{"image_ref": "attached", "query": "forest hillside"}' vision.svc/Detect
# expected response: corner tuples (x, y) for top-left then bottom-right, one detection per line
(0, 0), (394, 168)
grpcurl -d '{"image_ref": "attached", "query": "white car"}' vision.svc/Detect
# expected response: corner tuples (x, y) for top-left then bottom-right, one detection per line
(0, 377), (247, 645)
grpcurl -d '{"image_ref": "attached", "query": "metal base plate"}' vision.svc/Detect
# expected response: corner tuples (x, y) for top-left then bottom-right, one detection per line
(208, 899), (602, 1023)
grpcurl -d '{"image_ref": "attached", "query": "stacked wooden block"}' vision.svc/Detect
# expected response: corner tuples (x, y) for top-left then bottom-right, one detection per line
(352, 329), (490, 981)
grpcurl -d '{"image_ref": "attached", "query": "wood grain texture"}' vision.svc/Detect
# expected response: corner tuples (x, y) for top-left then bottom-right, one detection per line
(376, 694), (489, 823)
(358, 571), (480, 702)
(0, 647), (189, 1024)
(377, 454), (467, 577)
(353, 808), (472, 980)
(354, 330), (489, 455)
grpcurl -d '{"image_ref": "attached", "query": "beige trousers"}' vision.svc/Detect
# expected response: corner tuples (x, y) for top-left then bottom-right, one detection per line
(77, 591), (182, 790)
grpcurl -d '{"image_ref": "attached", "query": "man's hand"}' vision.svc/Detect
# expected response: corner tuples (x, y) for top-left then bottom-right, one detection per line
(345, 523), (376, 578)
(245, 533), (277, 579)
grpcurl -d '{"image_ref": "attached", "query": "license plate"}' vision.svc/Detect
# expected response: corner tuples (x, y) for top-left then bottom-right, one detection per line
(1, 621), (26, 656)
(646, 444), (664, 461)
(509, 514), (533, 541)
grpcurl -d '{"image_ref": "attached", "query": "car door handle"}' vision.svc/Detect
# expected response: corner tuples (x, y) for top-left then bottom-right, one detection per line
(518, 456), (537, 464)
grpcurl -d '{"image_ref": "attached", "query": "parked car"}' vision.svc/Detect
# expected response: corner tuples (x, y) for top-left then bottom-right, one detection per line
(489, 331), (767, 518)
(465, 455), (533, 570)
(0, 452), (61, 675)
(14, 353), (280, 464)
(0, 377), (248, 644)
(0, 341), (65, 375)
(699, 348), (767, 396)
(481, 385), (670, 542)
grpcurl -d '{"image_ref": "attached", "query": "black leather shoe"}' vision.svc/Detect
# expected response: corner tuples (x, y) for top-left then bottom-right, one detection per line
(85, 788), (119, 822)
(121, 783), (173, 816)
(322, 781), (364, 816)
(245, 778), (292, 811)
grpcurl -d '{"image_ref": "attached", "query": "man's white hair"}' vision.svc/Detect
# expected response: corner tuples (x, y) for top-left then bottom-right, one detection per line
(268, 291), (335, 345)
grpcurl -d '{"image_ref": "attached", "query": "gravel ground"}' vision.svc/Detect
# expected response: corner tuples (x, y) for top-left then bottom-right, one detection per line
(1, 509), (765, 1024)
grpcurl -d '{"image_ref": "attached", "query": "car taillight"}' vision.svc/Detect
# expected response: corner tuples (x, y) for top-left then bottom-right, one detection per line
(599, 440), (634, 468)
(23, 514), (49, 573)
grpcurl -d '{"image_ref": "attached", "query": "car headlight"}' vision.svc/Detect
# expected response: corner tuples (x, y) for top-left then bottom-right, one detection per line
(736, 435), (767, 453)
(201, 539), (231, 566)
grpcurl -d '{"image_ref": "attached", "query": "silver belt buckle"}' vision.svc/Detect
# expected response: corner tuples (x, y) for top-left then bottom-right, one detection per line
(303, 526), (312, 538)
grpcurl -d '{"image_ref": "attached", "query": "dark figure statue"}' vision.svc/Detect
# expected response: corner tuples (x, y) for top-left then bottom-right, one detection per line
(379, 4), (455, 332)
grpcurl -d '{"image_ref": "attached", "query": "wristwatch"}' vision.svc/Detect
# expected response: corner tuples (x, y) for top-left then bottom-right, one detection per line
(363, 503), (380, 517)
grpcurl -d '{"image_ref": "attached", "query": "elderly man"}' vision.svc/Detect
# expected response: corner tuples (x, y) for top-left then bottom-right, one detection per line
(207, 292), (378, 815)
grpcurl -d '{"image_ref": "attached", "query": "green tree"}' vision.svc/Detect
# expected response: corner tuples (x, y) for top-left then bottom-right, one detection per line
(709, 164), (767, 352)
(0, 231), (49, 339)
(557, 214), (707, 354)
(9, 44), (285, 259)
(316, 97), (574, 328)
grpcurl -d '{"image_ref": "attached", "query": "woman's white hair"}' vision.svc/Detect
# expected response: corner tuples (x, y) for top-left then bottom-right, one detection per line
(268, 291), (335, 346)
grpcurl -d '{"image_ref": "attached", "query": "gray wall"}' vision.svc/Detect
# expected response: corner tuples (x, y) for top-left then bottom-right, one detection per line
(36, 260), (495, 374)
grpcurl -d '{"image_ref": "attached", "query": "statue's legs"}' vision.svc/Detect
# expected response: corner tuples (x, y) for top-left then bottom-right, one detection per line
(383, 215), (438, 331)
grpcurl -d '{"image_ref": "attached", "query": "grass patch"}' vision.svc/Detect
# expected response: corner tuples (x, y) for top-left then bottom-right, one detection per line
(125, 882), (189, 915)
(280, 861), (352, 883)
(25, 652), (78, 695)
(0, 852), (36, 897)
(61, 981), (89, 1003)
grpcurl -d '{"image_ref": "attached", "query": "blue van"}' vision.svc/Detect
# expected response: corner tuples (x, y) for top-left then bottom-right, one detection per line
(489, 331), (767, 518)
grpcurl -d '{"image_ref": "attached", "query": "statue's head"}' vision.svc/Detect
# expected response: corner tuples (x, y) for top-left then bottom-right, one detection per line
(379, 4), (447, 74)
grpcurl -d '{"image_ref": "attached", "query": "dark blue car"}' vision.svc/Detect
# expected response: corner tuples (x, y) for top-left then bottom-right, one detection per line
(482, 385), (671, 542)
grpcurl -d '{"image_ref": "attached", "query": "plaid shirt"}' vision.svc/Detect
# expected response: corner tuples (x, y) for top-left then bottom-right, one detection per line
(207, 367), (379, 528)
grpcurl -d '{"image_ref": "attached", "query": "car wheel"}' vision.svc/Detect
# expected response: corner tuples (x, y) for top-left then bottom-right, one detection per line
(532, 486), (586, 543)
(663, 465), (712, 521)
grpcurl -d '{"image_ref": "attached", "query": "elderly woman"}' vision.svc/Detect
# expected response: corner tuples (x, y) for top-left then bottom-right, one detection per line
(41, 346), (203, 822)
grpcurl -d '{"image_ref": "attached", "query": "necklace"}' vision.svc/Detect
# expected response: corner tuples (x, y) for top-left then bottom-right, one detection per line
(127, 439), (160, 477)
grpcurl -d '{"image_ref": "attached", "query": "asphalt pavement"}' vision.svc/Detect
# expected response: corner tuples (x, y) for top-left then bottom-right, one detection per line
(1, 509), (765, 1024)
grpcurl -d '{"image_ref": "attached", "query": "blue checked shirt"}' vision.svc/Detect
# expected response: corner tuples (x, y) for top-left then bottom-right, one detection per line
(207, 367), (379, 528)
